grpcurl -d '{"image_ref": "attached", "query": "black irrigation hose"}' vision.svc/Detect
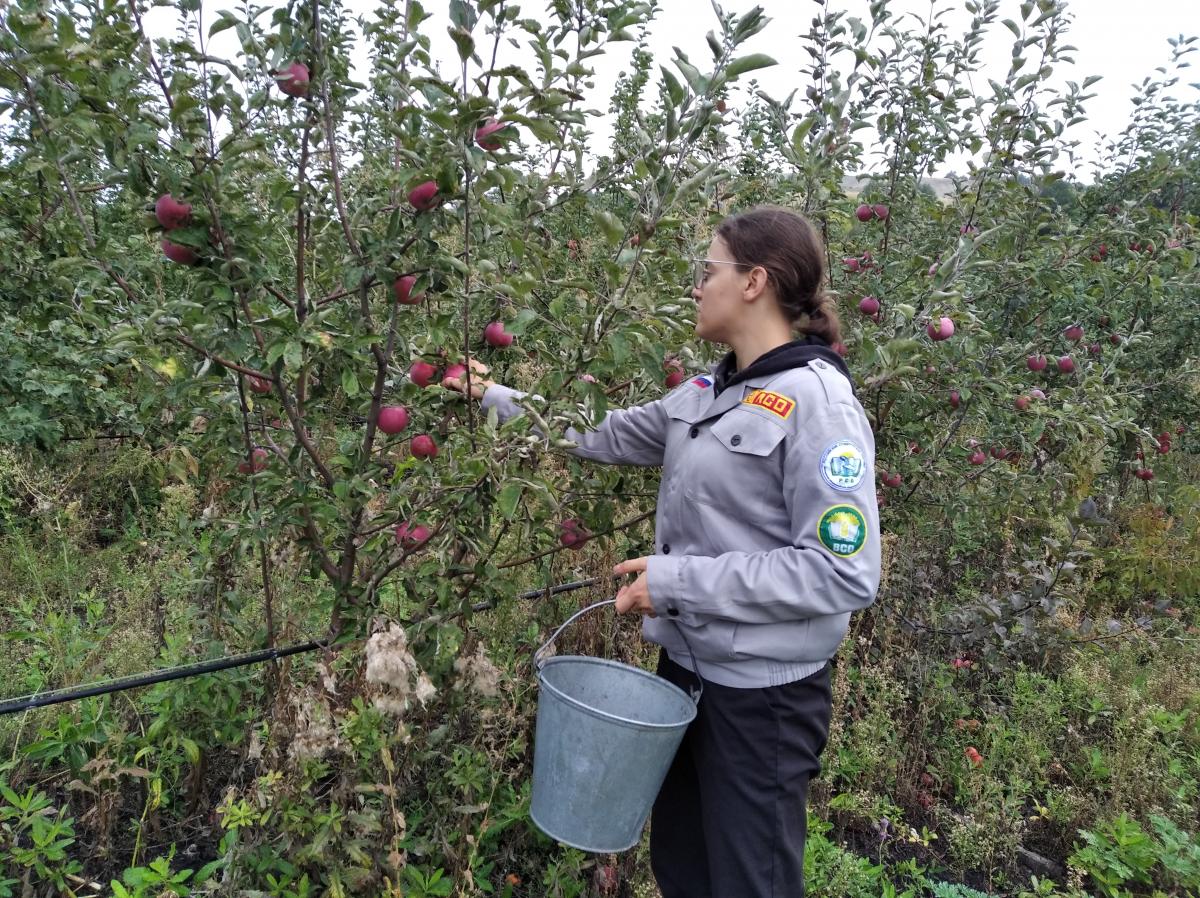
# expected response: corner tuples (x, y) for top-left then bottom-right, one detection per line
(0, 576), (612, 717)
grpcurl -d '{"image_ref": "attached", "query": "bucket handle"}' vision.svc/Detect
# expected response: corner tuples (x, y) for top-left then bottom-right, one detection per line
(533, 598), (704, 704)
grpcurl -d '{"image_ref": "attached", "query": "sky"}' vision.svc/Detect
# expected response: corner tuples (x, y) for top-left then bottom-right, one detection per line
(142, 0), (1199, 180)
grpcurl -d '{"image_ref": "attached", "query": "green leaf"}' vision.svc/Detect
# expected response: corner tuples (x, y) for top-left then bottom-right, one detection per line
(593, 209), (625, 245)
(497, 482), (523, 520)
(341, 368), (359, 397)
(724, 53), (776, 81)
(660, 67), (685, 106)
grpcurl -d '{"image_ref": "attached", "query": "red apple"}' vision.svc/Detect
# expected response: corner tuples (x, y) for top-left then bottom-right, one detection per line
(559, 518), (591, 550)
(663, 358), (685, 389)
(1030, 388), (1046, 400)
(441, 363), (468, 388)
(969, 450), (986, 465)
(715, 99), (728, 113)
(410, 434), (438, 459)
(237, 446), (269, 474)
(1064, 324), (1084, 342)
(1109, 333), (1121, 346)
(577, 373), (597, 384)
(162, 239), (197, 265)
(276, 61), (310, 98)
(949, 390), (961, 409)
(484, 320), (513, 348)
(407, 181), (440, 212)
(630, 233), (641, 247)
(1027, 354), (1047, 372)
(377, 405), (410, 435)
(1014, 395), (1030, 411)
(154, 193), (192, 230)
(833, 342), (849, 357)
(248, 376), (272, 395)
(395, 520), (431, 549)
(409, 360), (439, 388)
(882, 472), (902, 488)
(842, 256), (862, 273)
(474, 118), (508, 151)
(1056, 355), (1075, 373)
(855, 204), (873, 222)
(927, 317), (955, 341)
(393, 275), (425, 305)
(1088, 342), (1102, 356)
(872, 203), (889, 221)
(858, 296), (880, 317)
(1135, 468), (1154, 481)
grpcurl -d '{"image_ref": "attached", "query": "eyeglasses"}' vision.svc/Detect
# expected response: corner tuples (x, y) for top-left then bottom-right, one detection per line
(690, 258), (754, 289)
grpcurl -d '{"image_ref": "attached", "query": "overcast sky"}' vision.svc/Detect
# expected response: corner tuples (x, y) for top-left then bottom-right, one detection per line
(145, 0), (1198, 180)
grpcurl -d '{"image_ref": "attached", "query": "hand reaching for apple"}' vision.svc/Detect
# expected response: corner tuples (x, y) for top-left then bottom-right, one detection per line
(613, 557), (656, 617)
(442, 357), (495, 400)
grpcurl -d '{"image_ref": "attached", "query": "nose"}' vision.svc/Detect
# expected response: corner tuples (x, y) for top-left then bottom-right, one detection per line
(691, 284), (702, 302)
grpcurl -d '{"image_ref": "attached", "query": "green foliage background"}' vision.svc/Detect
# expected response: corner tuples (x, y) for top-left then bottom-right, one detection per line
(1, 0), (1197, 895)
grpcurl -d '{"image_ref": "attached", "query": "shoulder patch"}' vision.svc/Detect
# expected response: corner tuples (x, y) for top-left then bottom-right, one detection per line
(691, 375), (712, 388)
(819, 439), (866, 491)
(817, 504), (867, 557)
(742, 389), (795, 420)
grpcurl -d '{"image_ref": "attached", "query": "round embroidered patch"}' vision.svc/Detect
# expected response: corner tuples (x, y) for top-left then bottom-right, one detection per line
(819, 439), (867, 492)
(817, 505), (867, 557)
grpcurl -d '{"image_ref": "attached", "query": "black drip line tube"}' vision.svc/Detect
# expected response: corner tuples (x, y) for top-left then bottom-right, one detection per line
(0, 576), (610, 717)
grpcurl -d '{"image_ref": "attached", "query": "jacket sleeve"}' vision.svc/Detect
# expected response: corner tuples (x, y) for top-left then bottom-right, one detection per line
(481, 383), (669, 466)
(645, 401), (881, 624)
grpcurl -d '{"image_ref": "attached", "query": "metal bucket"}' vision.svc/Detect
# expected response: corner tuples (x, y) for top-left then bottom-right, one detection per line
(530, 599), (701, 853)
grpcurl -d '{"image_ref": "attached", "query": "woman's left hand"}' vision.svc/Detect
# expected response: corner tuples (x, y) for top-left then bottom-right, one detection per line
(613, 557), (657, 617)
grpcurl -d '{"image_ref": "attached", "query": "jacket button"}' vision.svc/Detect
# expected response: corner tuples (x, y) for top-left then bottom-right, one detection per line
(662, 544), (671, 554)
(689, 426), (699, 439)
(730, 434), (742, 446)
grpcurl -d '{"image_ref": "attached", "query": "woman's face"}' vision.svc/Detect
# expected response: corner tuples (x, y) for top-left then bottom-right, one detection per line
(692, 236), (750, 343)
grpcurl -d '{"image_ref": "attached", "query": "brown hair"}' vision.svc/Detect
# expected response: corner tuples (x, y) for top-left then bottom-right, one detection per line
(715, 206), (842, 346)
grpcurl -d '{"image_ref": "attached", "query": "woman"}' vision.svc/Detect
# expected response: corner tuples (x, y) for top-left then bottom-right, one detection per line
(445, 206), (880, 897)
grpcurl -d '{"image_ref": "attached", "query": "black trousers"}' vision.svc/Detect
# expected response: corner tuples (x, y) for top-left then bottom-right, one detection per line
(650, 650), (833, 898)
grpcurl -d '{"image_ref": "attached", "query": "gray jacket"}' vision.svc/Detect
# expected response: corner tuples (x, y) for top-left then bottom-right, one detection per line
(481, 357), (880, 688)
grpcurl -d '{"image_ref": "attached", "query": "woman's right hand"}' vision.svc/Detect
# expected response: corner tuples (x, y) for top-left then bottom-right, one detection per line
(441, 357), (495, 400)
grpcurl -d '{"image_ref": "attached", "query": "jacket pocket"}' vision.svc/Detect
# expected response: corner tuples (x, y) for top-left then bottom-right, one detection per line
(732, 617), (813, 661)
(686, 410), (786, 509)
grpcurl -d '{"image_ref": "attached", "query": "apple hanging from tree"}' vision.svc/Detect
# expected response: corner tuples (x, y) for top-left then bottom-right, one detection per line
(484, 320), (514, 348)
(882, 472), (902, 488)
(154, 193), (192, 230)
(855, 204), (874, 222)
(407, 181), (440, 212)
(663, 358), (685, 389)
(1027, 354), (1047, 372)
(162, 239), (197, 265)
(927, 317), (955, 341)
(1064, 324), (1084, 342)
(872, 203), (889, 221)
(248, 376), (272, 395)
(559, 519), (591, 550)
(237, 447), (269, 474)
(410, 434), (438, 459)
(1056, 355), (1075, 373)
(1014, 395), (1030, 411)
(276, 61), (310, 97)
(409, 360), (439, 388)
(474, 118), (508, 151)
(393, 275), (425, 305)
(377, 406), (410, 435)
(949, 390), (961, 409)
(1109, 333), (1122, 346)
(858, 296), (881, 317)
(395, 521), (431, 549)
(969, 450), (986, 465)
(1135, 468), (1155, 481)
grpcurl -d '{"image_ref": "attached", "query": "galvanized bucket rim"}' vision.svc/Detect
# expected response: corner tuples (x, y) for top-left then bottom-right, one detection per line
(536, 655), (698, 731)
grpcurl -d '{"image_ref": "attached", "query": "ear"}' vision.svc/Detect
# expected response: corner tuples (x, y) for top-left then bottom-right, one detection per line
(742, 265), (771, 303)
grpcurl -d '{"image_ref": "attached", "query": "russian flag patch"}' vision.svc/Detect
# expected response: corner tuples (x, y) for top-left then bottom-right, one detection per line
(691, 375), (712, 388)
